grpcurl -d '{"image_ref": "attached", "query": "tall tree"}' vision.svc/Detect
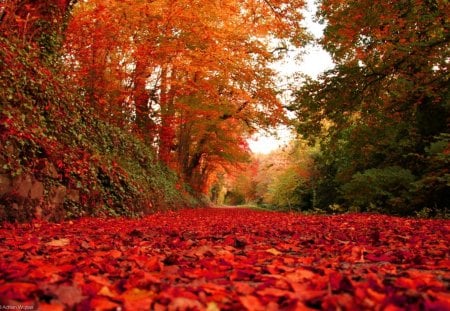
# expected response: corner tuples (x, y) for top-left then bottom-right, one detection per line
(63, 0), (308, 194)
(291, 0), (449, 213)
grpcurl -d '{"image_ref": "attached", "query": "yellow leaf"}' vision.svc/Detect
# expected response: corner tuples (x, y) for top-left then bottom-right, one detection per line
(46, 238), (70, 247)
(206, 302), (220, 311)
(121, 288), (154, 301)
(266, 248), (282, 256)
(98, 286), (115, 298)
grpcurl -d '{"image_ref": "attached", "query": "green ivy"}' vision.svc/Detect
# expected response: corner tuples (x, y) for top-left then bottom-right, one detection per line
(0, 36), (199, 222)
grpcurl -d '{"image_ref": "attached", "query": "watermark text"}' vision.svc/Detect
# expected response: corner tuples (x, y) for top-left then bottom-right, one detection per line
(0, 305), (37, 310)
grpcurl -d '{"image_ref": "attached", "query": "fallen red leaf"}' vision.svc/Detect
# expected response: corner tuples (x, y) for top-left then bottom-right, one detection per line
(90, 297), (121, 310)
(0, 282), (37, 300)
(0, 208), (447, 310)
(240, 294), (265, 311)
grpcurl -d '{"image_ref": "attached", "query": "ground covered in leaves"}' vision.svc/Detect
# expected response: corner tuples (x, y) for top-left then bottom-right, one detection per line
(0, 208), (449, 310)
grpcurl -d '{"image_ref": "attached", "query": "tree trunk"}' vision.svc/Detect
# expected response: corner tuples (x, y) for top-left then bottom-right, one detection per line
(158, 66), (177, 166)
(133, 57), (156, 143)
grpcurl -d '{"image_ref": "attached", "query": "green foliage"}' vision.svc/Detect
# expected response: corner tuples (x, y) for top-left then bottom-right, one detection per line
(289, 0), (449, 217)
(341, 166), (416, 214)
(410, 133), (450, 215)
(267, 170), (307, 211)
(237, 141), (318, 212)
(224, 191), (246, 206)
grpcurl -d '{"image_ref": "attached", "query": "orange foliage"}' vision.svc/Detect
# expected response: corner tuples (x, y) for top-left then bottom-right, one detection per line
(63, 0), (307, 193)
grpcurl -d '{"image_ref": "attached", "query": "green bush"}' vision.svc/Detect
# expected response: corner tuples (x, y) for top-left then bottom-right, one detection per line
(224, 191), (246, 206)
(341, 166), (416, 214)
(410, 133), (449, 216)
(266, 170), (310, 211)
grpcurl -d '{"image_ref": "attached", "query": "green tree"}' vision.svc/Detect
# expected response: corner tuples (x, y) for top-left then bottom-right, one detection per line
(341, 166), (416, 214)
(290, 0), (449, 214)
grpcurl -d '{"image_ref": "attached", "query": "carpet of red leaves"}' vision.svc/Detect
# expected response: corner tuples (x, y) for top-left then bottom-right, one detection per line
(0, 208), (449, 310)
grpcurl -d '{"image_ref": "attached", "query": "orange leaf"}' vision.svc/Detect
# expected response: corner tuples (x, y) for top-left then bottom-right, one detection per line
(257, 287), (294, 298)
(239, 295), (265, 311)
(45, 238), (70, 247)
(90, 297), (121, 311)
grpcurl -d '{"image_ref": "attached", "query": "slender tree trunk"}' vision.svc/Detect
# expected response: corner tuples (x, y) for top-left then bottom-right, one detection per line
(133, 56), (155, 143)
(158, 66), (177, 166)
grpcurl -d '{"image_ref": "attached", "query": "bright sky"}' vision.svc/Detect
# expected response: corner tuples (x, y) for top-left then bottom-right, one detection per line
(248, 0), (334, 154)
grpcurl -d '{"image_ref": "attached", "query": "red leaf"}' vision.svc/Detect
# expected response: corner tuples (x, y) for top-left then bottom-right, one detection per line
(257, 287), (294, 298)
(239, 295), (265, 311)
(0, 282), (38, 300)
(90, 297), (121, 311)
(0, 208), (448, 310)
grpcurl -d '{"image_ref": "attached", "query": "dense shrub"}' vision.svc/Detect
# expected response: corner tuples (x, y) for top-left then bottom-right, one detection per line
(341, 166), (416, 214)
(410, 134), (450, 216)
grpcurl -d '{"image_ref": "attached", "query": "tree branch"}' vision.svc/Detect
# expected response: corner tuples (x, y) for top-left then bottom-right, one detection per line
(220, 102), (249, 120)
(262, 0), (279, 15)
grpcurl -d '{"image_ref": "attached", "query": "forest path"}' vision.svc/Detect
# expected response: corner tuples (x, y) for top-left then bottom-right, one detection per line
(0, 208), (449, 310)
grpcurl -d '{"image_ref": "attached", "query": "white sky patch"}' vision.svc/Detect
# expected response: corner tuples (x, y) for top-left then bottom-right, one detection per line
(248, 125), (293, 155)
(248, 0), (334, 155)
(298, 45), (334, 79)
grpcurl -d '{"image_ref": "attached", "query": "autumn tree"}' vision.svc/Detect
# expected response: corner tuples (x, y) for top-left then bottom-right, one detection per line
(260, 140), (315, 210)
(64, 0), (308, 195)
(223, 139), (316, 209)
(291, 0), (449, 214)
(220, 159), (260, 205)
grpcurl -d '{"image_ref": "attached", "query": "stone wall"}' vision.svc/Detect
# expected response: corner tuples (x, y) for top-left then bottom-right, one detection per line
(0, 159), (80, 222)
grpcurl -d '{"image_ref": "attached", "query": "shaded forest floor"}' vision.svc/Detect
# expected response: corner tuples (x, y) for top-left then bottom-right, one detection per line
(0, 208), (449, 310)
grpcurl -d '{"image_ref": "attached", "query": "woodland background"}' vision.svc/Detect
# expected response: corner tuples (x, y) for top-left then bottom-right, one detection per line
(0, 0), (448, 221)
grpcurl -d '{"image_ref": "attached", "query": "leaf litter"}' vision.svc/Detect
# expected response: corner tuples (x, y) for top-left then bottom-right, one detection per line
(0, 208), (449, 310)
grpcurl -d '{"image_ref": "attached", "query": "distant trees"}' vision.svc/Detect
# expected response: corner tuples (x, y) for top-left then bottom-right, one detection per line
(222, 141), (317, 210)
